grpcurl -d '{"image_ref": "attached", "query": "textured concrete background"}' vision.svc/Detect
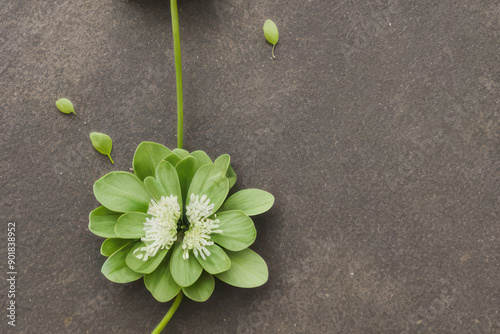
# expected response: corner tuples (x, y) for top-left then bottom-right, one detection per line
(1, 0), (499, 333)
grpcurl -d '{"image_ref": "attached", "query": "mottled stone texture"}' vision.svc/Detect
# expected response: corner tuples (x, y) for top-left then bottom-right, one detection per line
(0, 0), (499, 333)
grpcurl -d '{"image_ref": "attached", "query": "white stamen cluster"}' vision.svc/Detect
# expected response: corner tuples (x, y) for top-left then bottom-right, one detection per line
(134, 195), (181, 261)
(182, 194), (222, 260)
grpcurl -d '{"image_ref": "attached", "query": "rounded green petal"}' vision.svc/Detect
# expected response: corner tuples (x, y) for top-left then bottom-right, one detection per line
(114, 212), (149, 238)
(89, 206), (122, 238)
(93, 171), (151, 213)
(187, 165), (229, 213)
(214, 154), (237, 189)
(144, 254), (181, 302)
(219, 189), (274, 216)
(172, 148), (189, 159)
(195, 244), (231, 274)
(215, 248), (268, 288)
(56, 98), (75, 114)
(164, 153), (182, 167)
(90, 132), (113, 156)
(125, 241), (169, 274)
(155, 161), (183, 209)
(176, 156), (199, 203)
(144, 176), (168, 202)
(214, 154), (230, 174)
(189, 150), (212, 166)
(211, 210), (256, 251)
(101, 243), (143, 283)
(170, 242), (203, 287)
(182, 271), (215, 302)
(101, 238), (135, 257)
(263, 19), (279, 45)
(133, 142), (172, 181)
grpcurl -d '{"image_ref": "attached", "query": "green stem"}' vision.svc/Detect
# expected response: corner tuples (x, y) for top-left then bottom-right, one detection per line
(171, 0), (183, 149)
(151, 292), (184, 334)
(107, 154), (114, 164)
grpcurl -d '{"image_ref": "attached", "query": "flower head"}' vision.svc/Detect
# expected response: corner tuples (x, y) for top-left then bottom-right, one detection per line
(90, 142), (273, 303)
(182, 194), (222, 260)
(134, 195), (181, 261)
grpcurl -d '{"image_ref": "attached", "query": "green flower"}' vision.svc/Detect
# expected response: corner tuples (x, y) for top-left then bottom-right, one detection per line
(89, 142), (274, 302)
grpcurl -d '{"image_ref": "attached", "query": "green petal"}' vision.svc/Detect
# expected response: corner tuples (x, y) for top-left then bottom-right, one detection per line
(263, 19), (279, 45)
(93, 171), (151, 213)
(125, 241), (170, 274)
(101, 238), (135, 257)
(56, 98), (76, 114)
(155, 161), (182, 197)
(215, 248), (268, 288)
(89, 132), (113, 156)
(189, 150), (212, 166)
(214, 154), (230, 174)
(173, 148), (190, 159)
(170, 242), (203, 287)
(133, 142), (172, 181)
(144, 253), (181, 302)
(187, 165), (229, 213)
(214, 154), (237, 189)
(101, 243), (143, 283)
(144, 176), (167, 201)
(114, 212), (149, 238)
(182, 271), (215, 302)
(155, 161), (183, 211)
(89, 206), (122, 238)
(195, 244), (231, 274)
(164, 153), (182, 167)
(219, 189), (274, 216)
(211, 210), (256, 251)
(176, 156), (199, 204)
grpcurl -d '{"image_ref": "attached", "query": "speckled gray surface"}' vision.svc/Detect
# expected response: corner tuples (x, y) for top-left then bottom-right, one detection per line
(1, 0), (499, 333)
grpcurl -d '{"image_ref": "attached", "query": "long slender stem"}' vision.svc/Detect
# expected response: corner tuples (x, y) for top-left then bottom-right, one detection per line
(151, 292), (184, 334)
(171, 0), (183, 149)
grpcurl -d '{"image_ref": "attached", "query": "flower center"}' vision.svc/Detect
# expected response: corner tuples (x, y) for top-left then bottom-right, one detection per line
(134, 195), (181, 261)
(182, 194), (222, 260)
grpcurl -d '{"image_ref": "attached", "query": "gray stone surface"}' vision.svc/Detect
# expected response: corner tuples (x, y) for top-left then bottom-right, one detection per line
(1, 0), (499, 333)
